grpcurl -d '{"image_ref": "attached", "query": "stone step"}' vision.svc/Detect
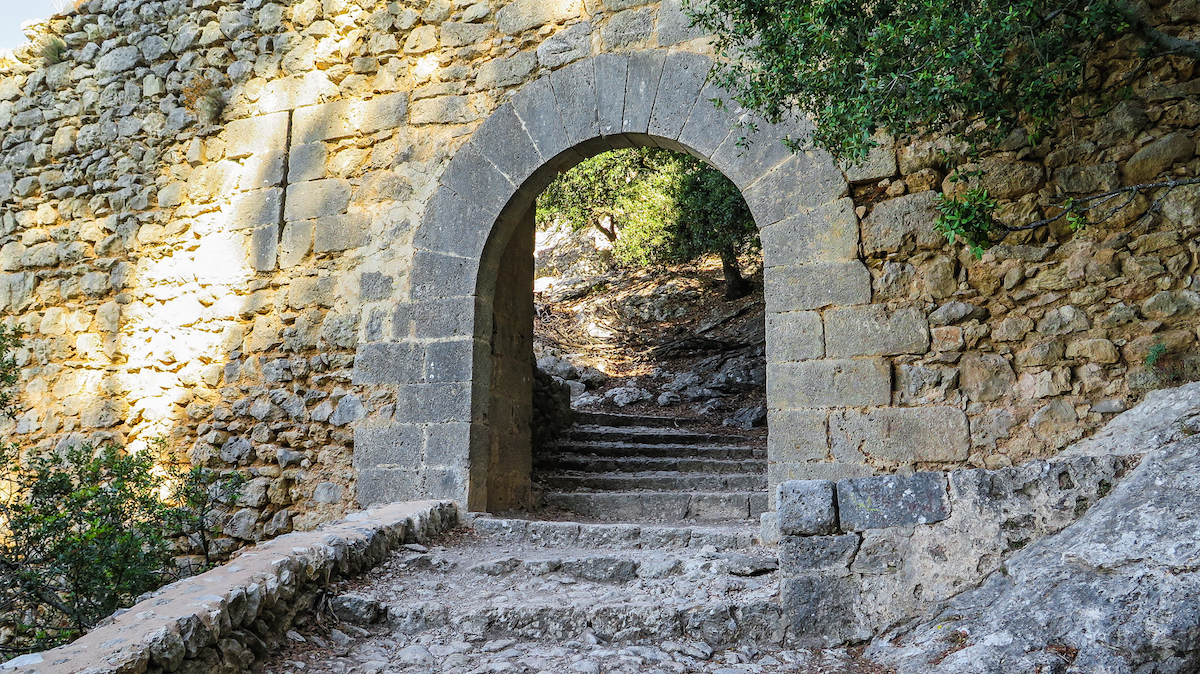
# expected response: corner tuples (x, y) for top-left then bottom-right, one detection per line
(535, 454), (767, 475)
(540, 471), (768, 492)
(572, 411), (705, 428)
(393, 549), (778, 582)
(563, 425), (755, 446)
(551, 441), (766, 460)
(374, 595), (785, 647)
(467, 516), (761, 550)
(543, 491), (769, 521)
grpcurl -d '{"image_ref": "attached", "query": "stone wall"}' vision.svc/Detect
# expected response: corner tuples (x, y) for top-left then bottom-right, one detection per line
(0, 0), (1197, 534)
(773, 455), (1132, 646)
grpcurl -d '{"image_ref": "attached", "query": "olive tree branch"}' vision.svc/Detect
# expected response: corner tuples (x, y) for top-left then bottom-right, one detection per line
(994, 176), (1200, 232)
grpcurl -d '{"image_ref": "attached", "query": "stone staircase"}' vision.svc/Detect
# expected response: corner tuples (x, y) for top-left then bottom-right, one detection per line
(535, 411), (769, 521)
(333, 517), (785, 649)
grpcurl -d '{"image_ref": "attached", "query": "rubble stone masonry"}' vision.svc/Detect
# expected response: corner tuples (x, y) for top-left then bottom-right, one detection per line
(1, 0), (1198, 544)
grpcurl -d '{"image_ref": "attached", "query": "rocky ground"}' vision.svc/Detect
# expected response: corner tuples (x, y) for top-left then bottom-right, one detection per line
(532, 224), (768, 431)
(257, 523), (893, 674)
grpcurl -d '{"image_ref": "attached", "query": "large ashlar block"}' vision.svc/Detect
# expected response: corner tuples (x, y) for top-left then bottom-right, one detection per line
(285, 179), (351, 222)
(831, 407), (971, 464)
(777, 480), (838, 536)
(225, 111), (289, 159)
(823, 305), (930, 358)
(767, 408), (829, 463)
(767, 359), (891, 408)
(760, 197), (860, 267)
(765, 311), (824, 362)
(836, 472), (951, 531)
(292, 92), (409, 144)
(765, 261), (872, 313)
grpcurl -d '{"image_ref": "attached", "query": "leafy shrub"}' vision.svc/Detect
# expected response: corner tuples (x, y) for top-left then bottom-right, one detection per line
(0, 443), (172, 649)
(0, 441), (244, 655)
(935, 188), (998, 258)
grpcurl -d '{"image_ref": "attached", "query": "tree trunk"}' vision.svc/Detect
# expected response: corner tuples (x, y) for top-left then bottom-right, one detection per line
(593, 215), (618, 242)
(720, 247), (751, 300)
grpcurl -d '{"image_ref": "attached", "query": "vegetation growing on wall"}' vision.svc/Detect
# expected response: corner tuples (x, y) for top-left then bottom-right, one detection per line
(687, 0), (1200, 252)
(537, 149), (759, 299)
(0, 332), (244, 656)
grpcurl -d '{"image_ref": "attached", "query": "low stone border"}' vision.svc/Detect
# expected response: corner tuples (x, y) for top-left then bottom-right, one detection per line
(3, 500), (457, 674)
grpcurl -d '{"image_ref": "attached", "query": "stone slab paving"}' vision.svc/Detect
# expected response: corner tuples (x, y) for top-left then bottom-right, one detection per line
(258, 527), (894, 674)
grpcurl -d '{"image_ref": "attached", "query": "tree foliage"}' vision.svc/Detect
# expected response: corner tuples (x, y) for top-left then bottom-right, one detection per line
(687, 0), (1134, 162)
(0, 441), (245, 655)
(536, 148), (759, 298)
(537, 148), (753, 297)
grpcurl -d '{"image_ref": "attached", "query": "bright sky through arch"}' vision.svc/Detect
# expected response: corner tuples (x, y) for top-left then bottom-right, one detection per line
(0, 0), (62, 50)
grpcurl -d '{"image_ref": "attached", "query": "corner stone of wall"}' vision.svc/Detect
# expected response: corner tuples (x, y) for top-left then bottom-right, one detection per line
(772, 455), (1132, 647)
(7, 500), (457, 674)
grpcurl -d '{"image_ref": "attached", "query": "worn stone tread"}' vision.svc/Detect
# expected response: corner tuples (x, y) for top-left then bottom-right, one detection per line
(564, 425), (754, 445)
(540, 471), (768, 492)
(535, 454), (767, 474)
(553, 441), (767, 459)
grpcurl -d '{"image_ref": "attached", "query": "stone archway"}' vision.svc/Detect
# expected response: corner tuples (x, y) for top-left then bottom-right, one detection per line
(353, 50), (876, 513)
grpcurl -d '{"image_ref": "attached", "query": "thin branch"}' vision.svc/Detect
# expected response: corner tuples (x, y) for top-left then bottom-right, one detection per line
(994, 176), (1200, 232)
(1134, 20), (1200, 60)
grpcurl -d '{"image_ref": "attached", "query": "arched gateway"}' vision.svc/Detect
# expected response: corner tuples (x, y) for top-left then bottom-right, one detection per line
(352, 49), (923, 514)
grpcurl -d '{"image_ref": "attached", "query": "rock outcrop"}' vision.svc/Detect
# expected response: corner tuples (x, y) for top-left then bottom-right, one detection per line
(866, 382), (1200, 673)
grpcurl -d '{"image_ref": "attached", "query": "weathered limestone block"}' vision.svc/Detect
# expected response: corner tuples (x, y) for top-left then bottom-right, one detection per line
(765, 311), (824, 362)
(313, 213), (370, 253)
(768, 409), (829, 466)
(781, 575), (865, 648)
(823, 305), (929, 357)
(285, 179), (351, 221)
(536, 22), (591, 67)
(778, 534), (858, 574)
(1122, 131), (1195, 184)
(603, 8), (655, 48)
(225, 112), (289, 159)
(837, 472), (950, 531)
(860, 190), (943, 255)
(1053, 162), (1119, 193)
(496, 0), (583, 34)
(404, 25), (439, 53)
(767, 359), (891, 408)
(441, 21), (494, 48)
(765, 261), (871, 313)
(831, 407), (970, 464)
(777, 480), (838, 535)
(760, 197), (859, 267)
(840, 133), (896, 183)
(647, 51), (711, 142)
(410, 95), (475, 124)
(960, 352), (1017, 402)
(293, 93), (409, 143)
(289, 143), (328, 183)
(225, 188), (282, 231)
(476, 52), (536, 89)
(658, 0), (708, 45)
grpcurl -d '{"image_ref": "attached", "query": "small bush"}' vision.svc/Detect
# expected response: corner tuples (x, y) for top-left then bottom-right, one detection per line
(39, 38), (66, 66)
(0, 443), (173, 650)
(181, 76), (226, 124)
(0, 442), (244, 655)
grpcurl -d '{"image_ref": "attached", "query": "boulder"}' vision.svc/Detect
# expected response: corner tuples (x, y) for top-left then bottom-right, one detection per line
(868, 383), (1200, 673)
